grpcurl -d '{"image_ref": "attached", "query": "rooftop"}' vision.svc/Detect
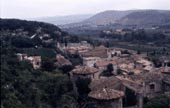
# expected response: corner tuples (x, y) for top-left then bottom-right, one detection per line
(136, 59), (152, 66)
(128, 72), (163, 84)
(55, 54), (72, 66)
(88, 88), (124, 100)
(155, 66), (170, 73)
(122, 79), (143, 93)
(80, 45), (108, 58)
(27, 56), (41, 61)
(89, 76), (121, 91)
(83, 57), (101, 61)
(95, 60), (117, 67)
(72, 65), (99, 75)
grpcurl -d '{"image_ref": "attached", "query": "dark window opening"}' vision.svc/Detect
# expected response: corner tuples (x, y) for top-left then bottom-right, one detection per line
(150, 84), (155, 90)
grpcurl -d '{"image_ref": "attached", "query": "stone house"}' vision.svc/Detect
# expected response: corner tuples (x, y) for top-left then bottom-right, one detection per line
(135, 59), (153, 71)
(128, 72), (163, 98)
(89, 76), (144, 108)
(157, 66), (170, 93)
(80, 45), (108, 60)
(107, 49), (122, 57)
(83, 57), (102, 67)
(70, 65), (100, 81)
(16, 53), (41, 69)
(16, 53), (28, 61)
(88, 88), (124, 108)
(94, 60), (118, 75)
(70, 65), (100, 97)
(162, 73), (170, 93)
(26, 56), (41, 69)
(55, 54), (72, 68)
(57, 41), (92, 54)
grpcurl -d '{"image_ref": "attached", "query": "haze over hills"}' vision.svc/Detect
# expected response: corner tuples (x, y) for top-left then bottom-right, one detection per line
(33, 14), (93, 25)
(118, 10), (170, 26)
(61, 10), (170, 28)
(80, 10), (135, 25)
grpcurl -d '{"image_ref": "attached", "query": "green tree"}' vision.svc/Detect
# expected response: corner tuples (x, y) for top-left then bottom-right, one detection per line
(144, 95), (170, 108)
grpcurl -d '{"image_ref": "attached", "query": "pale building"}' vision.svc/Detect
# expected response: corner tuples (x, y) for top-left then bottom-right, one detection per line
(135, 59), (153, 70)
(83, 57), (102, 67)
(88, 88), (124, 108)
(16, 53), (41, 69)
(94, 60), (118, 75)
(55, 54), (72, 68)
(26, 56), (41, 69)
(71, 65), (100, 80)
(90, 76), (144, 108)
(16, 53), (28, 61)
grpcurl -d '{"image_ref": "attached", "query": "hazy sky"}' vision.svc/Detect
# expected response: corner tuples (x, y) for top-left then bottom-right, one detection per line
(1, 0), (170, 18)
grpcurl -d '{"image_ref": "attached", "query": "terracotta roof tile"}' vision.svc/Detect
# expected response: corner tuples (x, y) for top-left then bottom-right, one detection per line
(72, 65), (99, 75)
(95, 61), (117, 67)
(88, 88), (124, 100)
(89, 76), (121, 91)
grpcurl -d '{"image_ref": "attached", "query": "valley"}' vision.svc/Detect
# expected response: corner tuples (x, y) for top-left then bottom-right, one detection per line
(1, 9), (170, 108)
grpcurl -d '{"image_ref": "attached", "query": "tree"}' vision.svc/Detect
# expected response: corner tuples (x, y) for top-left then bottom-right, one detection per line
(41, 57), (56, 71)
(76, 78), (91, 98)
(137, 50), (141, 54)
(107, 63), (114, 72)
(144, 95), (170, 108)
(100, 64), (114, 77)
(59, 95), (78, 108)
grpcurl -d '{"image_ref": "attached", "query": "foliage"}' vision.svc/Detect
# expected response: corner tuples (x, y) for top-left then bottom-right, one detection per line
(23, 48), (56, 59)
(0, 19), (78, 108)
(123, 88), (137, 107)
(75, 78), (91, 98)
(99, 29), (169, 44)
(144, 95), (170, 108)
(41, 57), (56, 71)
(100, 64), (114, 77)
(1, 47), (77, 108)
(11, 36), (34, 48)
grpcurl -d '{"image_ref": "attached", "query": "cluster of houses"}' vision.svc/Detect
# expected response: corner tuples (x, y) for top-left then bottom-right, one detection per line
(16, 53), (41, 69)
(16, 41), (170, 108)
(58, 41), (170, 108)
(16, 53), (73, 70)
(57, 41), (93, 54)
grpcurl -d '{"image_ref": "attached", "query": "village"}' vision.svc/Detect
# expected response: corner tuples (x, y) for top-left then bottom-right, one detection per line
(16, 41), (170, 108)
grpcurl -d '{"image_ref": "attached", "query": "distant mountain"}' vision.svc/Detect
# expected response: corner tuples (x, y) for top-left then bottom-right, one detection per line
(82, 10), (134, 25)
(33, 14), (93, 25)
(61, 10), (134, 28)
(62, 10), (170, 28)
(118, 10), (170, 27)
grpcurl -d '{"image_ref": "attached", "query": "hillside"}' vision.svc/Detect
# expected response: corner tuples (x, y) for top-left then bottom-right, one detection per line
(0, 19), (79, 108)
(119, 10), (170, 27)
(82, 10), (133, 25)
(0, 18), (67, 36)
(62, 10), (170, 29)
(0, 19), (74, 48)
(33, 14), (93, 25)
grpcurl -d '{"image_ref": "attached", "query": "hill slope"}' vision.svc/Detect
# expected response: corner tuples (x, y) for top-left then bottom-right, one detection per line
(0, 18), (71, 45)
(82, 10), (134, 25)
(33, 14), (93, 25)
(119, 10), (170, 26)
(62, 10), (170, 29)
(0, 19), (77, 108)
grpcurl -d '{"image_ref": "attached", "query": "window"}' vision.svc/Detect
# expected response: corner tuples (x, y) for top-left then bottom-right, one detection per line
(36, 62), (40, 65)
(150, 84), (155, 90)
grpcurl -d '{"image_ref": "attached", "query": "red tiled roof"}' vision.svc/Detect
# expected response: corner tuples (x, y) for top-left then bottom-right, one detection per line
(72, 65), (99, 75)
(95, 61), (117, 67)
(89, 76), (121, 91)
(88, 88), (124, 100)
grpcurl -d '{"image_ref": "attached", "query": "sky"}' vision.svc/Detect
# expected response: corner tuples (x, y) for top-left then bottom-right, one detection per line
(1, 0), (170, 19)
